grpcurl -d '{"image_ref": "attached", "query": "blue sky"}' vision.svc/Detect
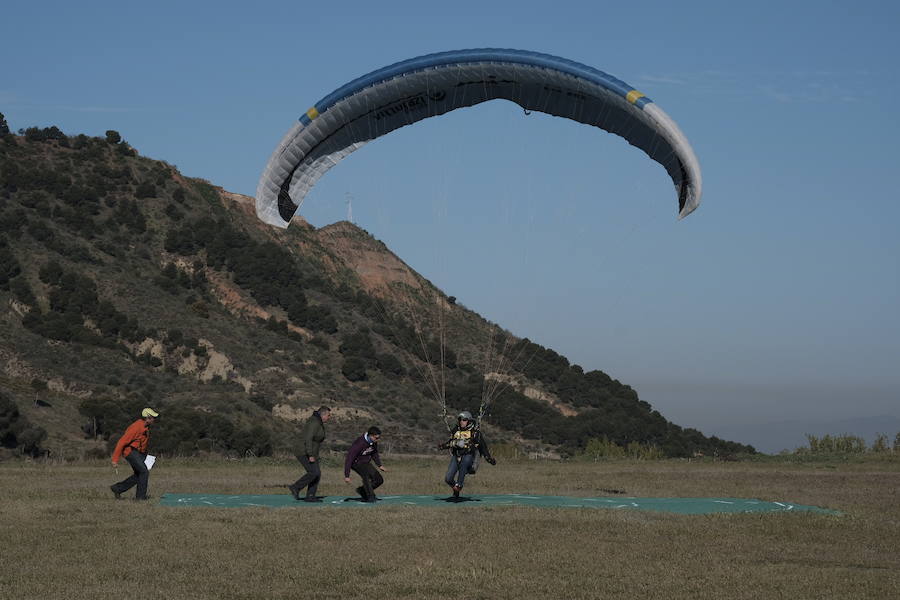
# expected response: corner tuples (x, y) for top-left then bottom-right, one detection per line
(4, 1), (899, 451)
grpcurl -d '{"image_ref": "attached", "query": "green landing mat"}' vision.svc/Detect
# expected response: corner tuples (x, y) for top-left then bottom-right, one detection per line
(158, 493), (840, 515)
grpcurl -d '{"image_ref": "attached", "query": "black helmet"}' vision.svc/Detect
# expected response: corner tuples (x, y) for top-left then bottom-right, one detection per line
(457, 411), (473, 421)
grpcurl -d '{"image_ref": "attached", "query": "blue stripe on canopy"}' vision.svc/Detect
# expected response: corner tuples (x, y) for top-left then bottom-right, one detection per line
(300, 49), (652, 125)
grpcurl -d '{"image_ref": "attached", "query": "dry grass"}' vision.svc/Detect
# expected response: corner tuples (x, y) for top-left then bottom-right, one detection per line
(2, 455), (899, 599)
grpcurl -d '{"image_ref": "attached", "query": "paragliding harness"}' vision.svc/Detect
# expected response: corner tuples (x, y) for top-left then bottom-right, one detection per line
(449, 425), (482, 475)
(468, 451), (480, 476)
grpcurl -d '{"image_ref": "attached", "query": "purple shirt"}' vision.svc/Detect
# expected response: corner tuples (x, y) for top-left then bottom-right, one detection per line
(344, 433), (381, 477)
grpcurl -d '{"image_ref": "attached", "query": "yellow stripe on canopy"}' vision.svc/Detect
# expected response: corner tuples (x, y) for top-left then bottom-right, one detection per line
(626, 90), (645, 104)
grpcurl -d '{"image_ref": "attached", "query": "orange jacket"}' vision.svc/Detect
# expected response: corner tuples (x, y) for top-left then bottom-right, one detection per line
(112, 419), (151, 464)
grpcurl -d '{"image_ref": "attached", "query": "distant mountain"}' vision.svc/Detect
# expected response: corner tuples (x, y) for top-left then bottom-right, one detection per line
(710, 416), (900, 454)
(0, 125), (754, 459)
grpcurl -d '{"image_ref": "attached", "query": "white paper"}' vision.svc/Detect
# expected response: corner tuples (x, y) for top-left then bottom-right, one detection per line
(144, 454), (156, 470)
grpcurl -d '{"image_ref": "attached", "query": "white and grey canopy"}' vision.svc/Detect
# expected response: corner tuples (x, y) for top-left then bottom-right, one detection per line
(256, 49), (702, 228)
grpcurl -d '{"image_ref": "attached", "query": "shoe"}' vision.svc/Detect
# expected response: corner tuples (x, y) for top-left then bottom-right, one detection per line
(356, 486), (366, 499)
(133, 495), (152, 502)
(288, 484), (300, 501)
(452, 484), (461, 499)
(302, 496), (323, 503)
(362, 497), (377, 503)
(110, 485), (122, 500)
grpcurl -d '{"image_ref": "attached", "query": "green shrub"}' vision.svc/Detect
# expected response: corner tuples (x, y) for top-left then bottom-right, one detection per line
(581, 437), (663, 461)
(135, 182), (156, 199)
(0, 391), (48, 456)
(10, 277), (36, 305)
(804, 433), (867, 454)
(872, 434), (890, 453)
(0, 244), (21, 289)
(376, 353), (405, 378)
(342, 357), (367, 382)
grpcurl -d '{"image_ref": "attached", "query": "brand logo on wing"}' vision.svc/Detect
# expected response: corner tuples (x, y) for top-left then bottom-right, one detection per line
(374, 89), (446, 121)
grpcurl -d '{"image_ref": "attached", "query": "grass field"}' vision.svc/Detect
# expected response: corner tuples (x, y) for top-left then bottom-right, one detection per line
(2, 455), (898, 599)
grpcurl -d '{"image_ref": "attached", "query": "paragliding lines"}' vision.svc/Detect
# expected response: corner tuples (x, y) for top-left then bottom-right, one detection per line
(475, 327), (543, 428)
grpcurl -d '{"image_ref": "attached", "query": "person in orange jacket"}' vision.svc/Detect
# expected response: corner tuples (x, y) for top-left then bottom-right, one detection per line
(110, 407), (158, 501)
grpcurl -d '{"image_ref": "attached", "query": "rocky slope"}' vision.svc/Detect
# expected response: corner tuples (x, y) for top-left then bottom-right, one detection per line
(0, 127), (754, 459)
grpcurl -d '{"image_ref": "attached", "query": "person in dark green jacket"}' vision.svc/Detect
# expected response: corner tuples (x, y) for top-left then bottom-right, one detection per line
(289, 406), (331, 502)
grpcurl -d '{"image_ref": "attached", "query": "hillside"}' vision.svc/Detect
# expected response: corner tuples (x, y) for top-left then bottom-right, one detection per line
(0, 121), (755, 459)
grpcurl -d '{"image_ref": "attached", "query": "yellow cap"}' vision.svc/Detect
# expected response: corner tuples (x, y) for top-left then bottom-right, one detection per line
(141, 408), (159, 418)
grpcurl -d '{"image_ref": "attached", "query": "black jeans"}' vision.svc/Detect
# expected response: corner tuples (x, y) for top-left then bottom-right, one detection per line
(352, 462), (383, 500)
(112, 451), (150, 499)
(292, 455), (322, 498)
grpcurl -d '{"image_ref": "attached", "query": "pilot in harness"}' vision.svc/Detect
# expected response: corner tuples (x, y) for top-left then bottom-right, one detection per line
(441, 410), (497, 498)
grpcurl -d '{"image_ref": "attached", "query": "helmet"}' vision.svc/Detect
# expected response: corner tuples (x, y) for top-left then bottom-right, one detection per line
(141, 407), (159, 418)
(457, 411), (473, 421)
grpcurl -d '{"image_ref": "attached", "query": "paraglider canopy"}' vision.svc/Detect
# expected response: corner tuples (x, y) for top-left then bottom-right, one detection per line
(256, 49), (702, 228)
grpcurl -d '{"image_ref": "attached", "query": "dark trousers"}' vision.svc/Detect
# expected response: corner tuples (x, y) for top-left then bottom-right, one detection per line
(352, 462), (383, 500)
(112, 451), (150, 499)
(292, 455), (322, 498)
(445, 453), (475, 489)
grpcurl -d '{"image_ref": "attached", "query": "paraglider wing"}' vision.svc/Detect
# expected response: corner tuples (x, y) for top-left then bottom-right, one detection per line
(256, 49), (702, 228)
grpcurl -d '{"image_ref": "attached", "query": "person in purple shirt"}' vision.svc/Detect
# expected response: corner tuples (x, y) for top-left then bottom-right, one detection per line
(344, 426), (387, 502)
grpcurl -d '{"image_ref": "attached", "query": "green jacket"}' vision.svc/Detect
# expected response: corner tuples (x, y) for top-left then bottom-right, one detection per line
(298, 411), (326, 458)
